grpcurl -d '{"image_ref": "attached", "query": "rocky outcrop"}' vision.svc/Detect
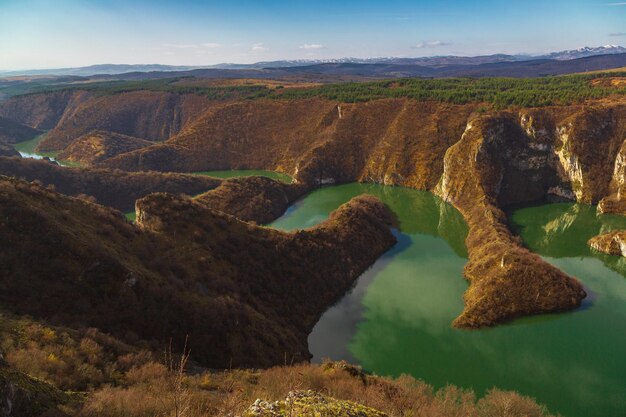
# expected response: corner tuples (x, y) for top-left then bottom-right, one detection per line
(0, 157), (221, 211)
(0, 361), (71, 417)
(554, 106), (626, 204)
(194, 176), (311, 224)
(0, 176), (395, 368)
(6, 89), (626, 327)
(244, 390), (388, 417)
(589, 231), (626, 256)
(56, 130), (152, 166)
(435, 115), (586, 327)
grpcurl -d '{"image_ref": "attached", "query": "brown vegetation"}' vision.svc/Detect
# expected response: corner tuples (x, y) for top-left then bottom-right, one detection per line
(194, 176), (311, 224)
(57, 130), (153, 166)
(0, 176), (395, 368)
(4, 88), (626, 327)
(78, 361), (556, 417)
(0, 157), (221, 211)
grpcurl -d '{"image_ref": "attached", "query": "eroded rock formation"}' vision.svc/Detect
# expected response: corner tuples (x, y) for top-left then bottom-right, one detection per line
(589, 231), (626, 256)
(4, 89), (626, 327)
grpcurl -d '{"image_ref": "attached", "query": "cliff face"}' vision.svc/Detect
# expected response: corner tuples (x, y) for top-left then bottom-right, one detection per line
(4, 89), (626, 326)
(40, 91), (217, 151)
(0, 90), (92, 130)
(103, 98), (476, 189)
(104, 98), (626, 326)
(0, 176), (396, 368)
(0, 90), (216, 152)
(435, 115), (586, 326)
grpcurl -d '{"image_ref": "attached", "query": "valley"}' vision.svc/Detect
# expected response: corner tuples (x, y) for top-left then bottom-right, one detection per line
(2, 72), (626, 417)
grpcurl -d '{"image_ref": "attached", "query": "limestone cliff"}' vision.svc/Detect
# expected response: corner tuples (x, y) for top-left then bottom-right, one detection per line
(589, 231), (626, 256)
(5, 89), (626, 326)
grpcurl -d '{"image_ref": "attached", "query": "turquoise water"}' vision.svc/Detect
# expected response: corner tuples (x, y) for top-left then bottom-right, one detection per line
(270, 183), (626, 417)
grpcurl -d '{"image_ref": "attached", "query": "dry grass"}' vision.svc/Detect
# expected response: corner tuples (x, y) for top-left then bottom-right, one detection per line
(78, 362), (556, 417)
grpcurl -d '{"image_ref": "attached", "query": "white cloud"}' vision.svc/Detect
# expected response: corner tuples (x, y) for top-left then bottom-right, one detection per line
(202, 43), (221, 48)
(251, 43), (268, 52)
(609, 32), (626, 36)
(608, 2), (626, 5)
(413, 40), (452, 49)
(299, 43), (326, 50)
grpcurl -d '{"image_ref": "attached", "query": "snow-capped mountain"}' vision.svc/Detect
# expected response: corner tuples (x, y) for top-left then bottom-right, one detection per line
(540, 45), (626, 60)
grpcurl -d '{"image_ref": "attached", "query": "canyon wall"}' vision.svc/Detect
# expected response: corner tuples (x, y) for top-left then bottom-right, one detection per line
(4, 90), (626, 326)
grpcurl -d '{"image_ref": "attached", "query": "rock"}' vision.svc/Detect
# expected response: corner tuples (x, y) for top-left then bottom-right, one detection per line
(243, 390), (388, 417)
(589, 231), (626, 257)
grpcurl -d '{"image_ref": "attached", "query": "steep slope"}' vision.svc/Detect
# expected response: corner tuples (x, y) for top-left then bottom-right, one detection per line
(39, 91), (217, 151)
(103, 98), (626, 326)
(0, 176), (396, 367)
(0, 90), (92, 130)
(0, 157), (221, 211)
(56, 130), (152, 165)
(0, 115), (42, 143)
(103, 98), (476, 189)
(435, 114), (586, 326)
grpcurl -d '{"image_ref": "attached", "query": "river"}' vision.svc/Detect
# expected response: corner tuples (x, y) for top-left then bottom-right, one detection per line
(270, 183), (626, 417)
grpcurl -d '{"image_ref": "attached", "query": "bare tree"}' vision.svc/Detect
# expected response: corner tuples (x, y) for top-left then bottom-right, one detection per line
(164, 336), (191, 417)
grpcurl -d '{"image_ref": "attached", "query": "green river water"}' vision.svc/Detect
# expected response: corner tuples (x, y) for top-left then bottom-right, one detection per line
(270, 183), (626, 417)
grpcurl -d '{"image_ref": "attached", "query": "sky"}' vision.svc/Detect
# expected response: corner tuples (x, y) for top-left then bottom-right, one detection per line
(1, 0), (625, 70)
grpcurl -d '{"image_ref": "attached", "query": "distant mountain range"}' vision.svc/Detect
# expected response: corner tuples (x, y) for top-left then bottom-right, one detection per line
(2, 45), (625, 77)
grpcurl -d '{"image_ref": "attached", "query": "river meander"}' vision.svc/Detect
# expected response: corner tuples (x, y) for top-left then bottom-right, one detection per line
(270, 183), (626, 417)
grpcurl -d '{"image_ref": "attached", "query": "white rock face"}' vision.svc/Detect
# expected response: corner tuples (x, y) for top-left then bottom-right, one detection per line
(556, 124), (585, 201)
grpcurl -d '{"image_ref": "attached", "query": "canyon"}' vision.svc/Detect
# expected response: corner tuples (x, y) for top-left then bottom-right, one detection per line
(5, 89), (626, 327)
(2, 81), (626, 416)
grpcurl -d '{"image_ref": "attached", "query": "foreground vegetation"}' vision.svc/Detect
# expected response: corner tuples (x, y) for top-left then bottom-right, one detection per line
(0, 313), (558, 417)
(9, 72), (626, 108)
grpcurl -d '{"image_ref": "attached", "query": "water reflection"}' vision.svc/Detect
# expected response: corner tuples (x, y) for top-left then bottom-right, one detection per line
(508, 202), (626, 276)
(271, 187), (626, 417)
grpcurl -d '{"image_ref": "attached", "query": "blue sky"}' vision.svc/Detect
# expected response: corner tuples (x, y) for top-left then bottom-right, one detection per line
(1, 0), (625, 70)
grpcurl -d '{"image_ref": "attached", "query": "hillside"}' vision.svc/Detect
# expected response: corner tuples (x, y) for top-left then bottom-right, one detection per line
(0, 115), (42, 144)
(6, 86), (626, 326)
(57, 130), (153, 165)
(99, 97), (626, 326)
(0, 176), (396, 367)
(0, 157), (221, 211)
